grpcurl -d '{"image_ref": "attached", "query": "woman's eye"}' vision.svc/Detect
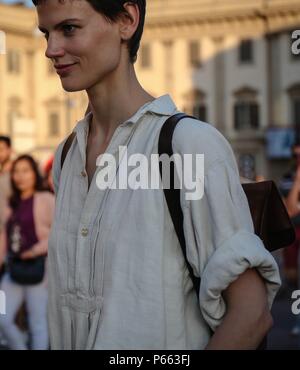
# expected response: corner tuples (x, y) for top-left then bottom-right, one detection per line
(62, 25), (76, 35)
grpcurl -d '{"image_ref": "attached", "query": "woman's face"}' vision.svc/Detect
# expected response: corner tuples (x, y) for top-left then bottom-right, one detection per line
(12, 160), (36, 194)
(37, 0), (123, 92)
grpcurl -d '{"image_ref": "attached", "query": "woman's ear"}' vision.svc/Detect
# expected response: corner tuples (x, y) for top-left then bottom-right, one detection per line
(118, 2), (140, 42)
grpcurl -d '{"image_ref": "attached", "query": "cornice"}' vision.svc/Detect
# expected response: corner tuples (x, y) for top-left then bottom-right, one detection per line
(0, 3), (36, 36)
(145, 0), (300, 29)
(0, 1), (299, 38)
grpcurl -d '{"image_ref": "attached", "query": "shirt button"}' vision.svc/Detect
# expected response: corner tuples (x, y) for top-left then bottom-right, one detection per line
(81, 228), (88, 237)
(81, 170), (87, 177)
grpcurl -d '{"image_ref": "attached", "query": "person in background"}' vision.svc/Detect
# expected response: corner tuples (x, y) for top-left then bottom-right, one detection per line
(0, 136), (13, 349)
(0, 136), (13, 235)
(279, 144), (300, 199)
(283, 144), (300, 335)
(0, 155), (55, 350)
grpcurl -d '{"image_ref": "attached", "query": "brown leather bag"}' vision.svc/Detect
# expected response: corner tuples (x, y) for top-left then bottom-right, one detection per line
(158, 113), (296, 257)
(242, 180), (295, 252)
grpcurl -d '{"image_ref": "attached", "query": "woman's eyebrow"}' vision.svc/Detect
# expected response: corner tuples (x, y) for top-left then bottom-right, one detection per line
(38, 18), (81, 33)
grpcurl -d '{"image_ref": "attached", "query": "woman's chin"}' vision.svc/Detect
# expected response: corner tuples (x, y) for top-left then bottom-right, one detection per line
(62, 85), (83, 93)
(61, 80), (86, 93)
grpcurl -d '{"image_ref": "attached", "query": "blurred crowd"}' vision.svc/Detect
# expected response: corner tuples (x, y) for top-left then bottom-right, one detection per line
(0, 135), (54, 350)
(0, 134), (300, 349)
(278, 143), (300, 336)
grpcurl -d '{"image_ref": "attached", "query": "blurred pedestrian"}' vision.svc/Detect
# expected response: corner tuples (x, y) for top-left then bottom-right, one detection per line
(284, 145), (300, 335)
(279, 144), (300, 284)
(0, 155), (55, 350)
(0, 136), (13, 236)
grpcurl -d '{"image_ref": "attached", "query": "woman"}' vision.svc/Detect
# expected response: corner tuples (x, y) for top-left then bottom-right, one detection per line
(0, 155), (55, 350)
(34, 0), (280, 350)
(284, 149), (300, 335)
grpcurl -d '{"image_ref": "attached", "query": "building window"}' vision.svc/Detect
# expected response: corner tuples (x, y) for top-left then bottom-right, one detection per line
(189, 41), (201, 68)
(7, 97), (22, 135)
(288, 84), (300, 140)
(7, 49), (20, 73)
(183, 89), (207, 121)
(234, 102), (259, 130)
(291, 97), (300, 135)
(293, 98), (300, 125)
(233, 87), (259, 130)
(7, 110), (20, 136)
(48, 112), (60, 137)
(140, 44), (151, 68)
(239, 39), (254, 64)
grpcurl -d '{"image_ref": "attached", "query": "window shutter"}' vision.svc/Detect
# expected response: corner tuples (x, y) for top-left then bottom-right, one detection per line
(234, 104), (241, 130)
(250, 103), (259, 129)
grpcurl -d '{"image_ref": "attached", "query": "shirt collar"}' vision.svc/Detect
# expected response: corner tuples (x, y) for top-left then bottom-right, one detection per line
(73, 94), (178, 134)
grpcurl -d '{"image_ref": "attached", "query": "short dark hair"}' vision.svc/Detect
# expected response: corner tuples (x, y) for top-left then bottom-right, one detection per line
(32, 0), (146, 63)
(0, 135), (11, 148)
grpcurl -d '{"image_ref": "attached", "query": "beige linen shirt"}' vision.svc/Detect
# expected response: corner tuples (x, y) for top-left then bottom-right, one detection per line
(48, 94), (281, 350)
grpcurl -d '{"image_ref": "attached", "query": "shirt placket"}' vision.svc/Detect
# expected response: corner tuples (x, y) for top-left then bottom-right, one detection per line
(73, 122), (138, 296)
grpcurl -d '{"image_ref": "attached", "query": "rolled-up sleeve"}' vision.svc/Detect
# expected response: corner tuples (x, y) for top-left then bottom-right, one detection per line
(199, 230), (281, 331)
(182, 137), (281, 332)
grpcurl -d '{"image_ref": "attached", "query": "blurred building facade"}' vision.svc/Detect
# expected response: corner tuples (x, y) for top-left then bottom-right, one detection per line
(0, 0), (300, 179)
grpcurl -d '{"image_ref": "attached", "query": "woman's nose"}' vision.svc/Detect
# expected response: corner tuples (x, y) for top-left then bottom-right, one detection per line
(45, 35), (65, 59)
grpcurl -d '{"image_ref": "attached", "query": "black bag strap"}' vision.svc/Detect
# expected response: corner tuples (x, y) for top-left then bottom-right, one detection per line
(61, 132), (76, 170)
(61, 115), (198, 293)
(61, 105), (92, 169)
(158, 113), (200, 296)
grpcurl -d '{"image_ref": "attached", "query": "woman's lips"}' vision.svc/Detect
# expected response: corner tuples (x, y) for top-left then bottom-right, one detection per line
(55, 63), (77, 76)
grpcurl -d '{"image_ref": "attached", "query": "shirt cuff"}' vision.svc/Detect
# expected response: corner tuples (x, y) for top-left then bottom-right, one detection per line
(199, 230), (281, 331)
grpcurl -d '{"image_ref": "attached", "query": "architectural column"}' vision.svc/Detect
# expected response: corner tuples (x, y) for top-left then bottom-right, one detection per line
(163, 40), (174, 95)
(213, 36), (225, 133)
(26, 49), (35, 119)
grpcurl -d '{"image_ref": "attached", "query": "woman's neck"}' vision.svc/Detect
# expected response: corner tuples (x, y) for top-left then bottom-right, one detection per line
(20, 189), (35, 200)
(86, 64), (154, 139)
